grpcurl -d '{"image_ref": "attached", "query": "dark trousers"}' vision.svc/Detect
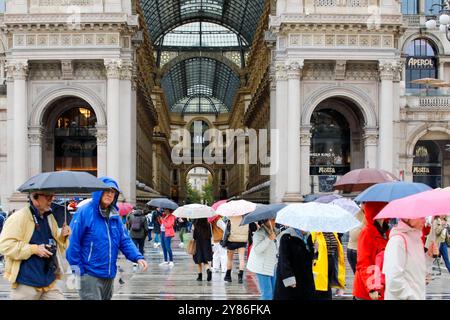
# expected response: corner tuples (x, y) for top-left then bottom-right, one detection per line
(439, 242), (450, 273)
(147, 229), (153, 241)
(347, 248), (357, 274)
(132, 238), (145, 255)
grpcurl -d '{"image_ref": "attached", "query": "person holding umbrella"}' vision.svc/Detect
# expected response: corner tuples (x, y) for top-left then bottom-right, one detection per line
(192, 218), (213, 281)
(158, 208), (177, 268)
(66, 177), (148, 300)
(0, 191), (71, 299)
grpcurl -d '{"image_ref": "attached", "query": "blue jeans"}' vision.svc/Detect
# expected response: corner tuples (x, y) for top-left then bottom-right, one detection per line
(154, 233), (160, 244)
(147, 229), (153, 241)
(161, 232), (173, 262)
(256, 273), (276, 300)
(439, 242), (450, 273)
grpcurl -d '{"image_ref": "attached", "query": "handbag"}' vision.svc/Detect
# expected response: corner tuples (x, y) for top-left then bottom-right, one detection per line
(186, 239), (196, 255)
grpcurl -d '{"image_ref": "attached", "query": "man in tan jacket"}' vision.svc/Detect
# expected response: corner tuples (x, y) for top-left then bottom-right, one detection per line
(0, 192), (70, 300)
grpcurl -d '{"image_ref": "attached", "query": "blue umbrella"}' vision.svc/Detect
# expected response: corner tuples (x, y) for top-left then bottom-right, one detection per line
(314, 194), (342, 204)
(147, 198), (179, 210)
(240, 203), (286, 225)
(354, 181), (432, 203)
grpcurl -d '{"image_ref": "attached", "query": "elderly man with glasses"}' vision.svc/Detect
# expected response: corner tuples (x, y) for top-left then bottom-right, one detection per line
(66, 176), (148, 300)
(0, 192), (71, 300)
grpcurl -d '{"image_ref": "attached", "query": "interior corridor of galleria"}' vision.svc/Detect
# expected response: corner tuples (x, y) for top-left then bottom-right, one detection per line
(0, 0), (450, 210)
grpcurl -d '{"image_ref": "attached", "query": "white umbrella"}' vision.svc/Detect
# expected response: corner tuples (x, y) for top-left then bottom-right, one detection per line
(76, 198), (92, 208)
(330, 198), (360, 216)
(275, 202), (360, 233)
(173, 204), (216, 219)
(215, 200), (257, 217)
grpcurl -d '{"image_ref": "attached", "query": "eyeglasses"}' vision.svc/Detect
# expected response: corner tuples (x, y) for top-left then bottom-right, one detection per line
(103, 188), (117, 195)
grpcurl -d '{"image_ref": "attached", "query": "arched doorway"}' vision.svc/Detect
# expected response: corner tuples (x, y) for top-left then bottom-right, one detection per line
(185, 166), (213, 205)
(43, 97), (98, 176)
(412, 139), (450, 188)
(309, 98), (364, 193)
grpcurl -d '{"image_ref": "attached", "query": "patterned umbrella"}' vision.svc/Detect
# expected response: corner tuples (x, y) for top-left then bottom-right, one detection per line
(275, 202), (360, 233)
(215, 200), (257, 217)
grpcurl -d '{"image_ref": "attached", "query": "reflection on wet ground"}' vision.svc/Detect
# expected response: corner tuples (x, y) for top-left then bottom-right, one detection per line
(0, 237), (449, 300)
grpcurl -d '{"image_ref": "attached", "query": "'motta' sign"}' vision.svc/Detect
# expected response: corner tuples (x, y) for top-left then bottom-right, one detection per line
(406, 57), (436, 69)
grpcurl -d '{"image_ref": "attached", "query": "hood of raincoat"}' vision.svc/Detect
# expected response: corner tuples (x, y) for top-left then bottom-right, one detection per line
(389, 219), (420, 237)
(363, 201), (387, 222)
(91, 176), (120, 213)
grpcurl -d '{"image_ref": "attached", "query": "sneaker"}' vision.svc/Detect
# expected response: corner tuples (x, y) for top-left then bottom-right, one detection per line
(168, 261), (174, 268)
(153, 243), (158, 248)
(178, 242), (185, 248)
(159, 261), (169, 267)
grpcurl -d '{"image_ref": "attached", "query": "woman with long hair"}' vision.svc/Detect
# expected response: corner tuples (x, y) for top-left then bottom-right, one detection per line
(193, 218), (213, 281)
(158, 208), (176, 267)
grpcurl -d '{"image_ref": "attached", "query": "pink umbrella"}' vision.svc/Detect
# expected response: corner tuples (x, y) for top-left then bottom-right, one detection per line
(333, 168), (399, 193)
(208, 200), (228, 223)
(216, 200), (257, 217)
(118, 202), (134, 217)
(374, 189), (450, 220)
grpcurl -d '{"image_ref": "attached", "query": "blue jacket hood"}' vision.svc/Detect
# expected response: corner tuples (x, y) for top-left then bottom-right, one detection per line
(91, 176), (121, 211)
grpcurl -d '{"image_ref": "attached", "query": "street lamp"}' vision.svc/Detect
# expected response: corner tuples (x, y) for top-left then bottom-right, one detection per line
(425, 0), (450, 41)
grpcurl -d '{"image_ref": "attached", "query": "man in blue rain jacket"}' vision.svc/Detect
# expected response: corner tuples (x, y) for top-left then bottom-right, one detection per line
(66, 177), (148, 300)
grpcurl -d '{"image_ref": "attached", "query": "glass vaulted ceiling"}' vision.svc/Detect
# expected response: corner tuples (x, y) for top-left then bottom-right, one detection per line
(141, 0), (265, 115)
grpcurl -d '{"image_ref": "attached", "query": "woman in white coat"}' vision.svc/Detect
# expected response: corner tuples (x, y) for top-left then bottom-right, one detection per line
(383, 218), (427, 300)
(246, 218), (278, 300)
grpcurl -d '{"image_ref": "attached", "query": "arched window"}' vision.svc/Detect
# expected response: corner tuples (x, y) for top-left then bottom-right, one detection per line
(405, 39), (438, 91)
(402, 0), (418, 14)
(54, 106), (97, 176)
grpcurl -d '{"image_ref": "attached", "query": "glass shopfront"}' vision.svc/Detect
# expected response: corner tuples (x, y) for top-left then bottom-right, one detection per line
(412, 140), (450, 188)
(310, 109), (351, 192)
(54, 107), (97, 176)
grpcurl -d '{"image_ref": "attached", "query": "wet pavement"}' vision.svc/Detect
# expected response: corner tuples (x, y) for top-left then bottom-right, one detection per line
(0, 236), (449, 300)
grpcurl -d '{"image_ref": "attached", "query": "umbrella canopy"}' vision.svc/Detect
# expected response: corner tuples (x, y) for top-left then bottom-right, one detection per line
(77, 198), (91, 208)
(211, 199), (228, 211)
(303, 194), (321, 203)
(330, 198), (360, 215)
(18, 171), (110, 193)
(333, 168), (399, 193)
(215, 200), (257, 217)
(354, 181), (432, 203)
(374, 189), (450, 220)
(240, 203), (286, 225)
(174, 204), (216, 219)
(147, 198), (179, 210)
(118, 202), (134, 217)
(314, 194), (342, 204)
(275, 202), (360, 233)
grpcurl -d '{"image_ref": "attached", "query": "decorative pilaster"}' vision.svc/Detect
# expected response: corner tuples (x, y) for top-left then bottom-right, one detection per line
(300, 126), (312, 196)
(283, 59), (304, 203)
(335, 60), (346, 80)
(28, 127), (44, 177)
(61, 60), (73, 80)
(95, 124), (107, 178)
(104, 58), (121, 181)
(363, 127), (378, 169)
(378, 59), (395, 173)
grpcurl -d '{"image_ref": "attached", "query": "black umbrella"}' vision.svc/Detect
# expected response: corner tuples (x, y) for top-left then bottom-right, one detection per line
(18, 171), (109, 193)
(240, 203), (286, 225)
(147, 198), (179, 210)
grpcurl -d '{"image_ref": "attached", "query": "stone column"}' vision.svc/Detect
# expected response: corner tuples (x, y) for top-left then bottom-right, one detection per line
(283, 60), (303, 203)
(5, 65), (15, 202)
(363, 127), (378, 168)
(300, 126), (311, 196)
(28, 127), (44, 177)
(378, 59), (395, 174)
(119, 59), (136, 203)
(9, 60), (29, 188)
(95, 125), (107, 177)
(271, 63), (288, 203)
(269, 66), (279, 203)
(104, 58), (121, 182)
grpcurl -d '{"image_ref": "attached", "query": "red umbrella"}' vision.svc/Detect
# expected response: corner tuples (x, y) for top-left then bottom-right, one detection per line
(118, 202), (134, 216)
(333, 168), (399, 193)
(208, 200), (228, 223)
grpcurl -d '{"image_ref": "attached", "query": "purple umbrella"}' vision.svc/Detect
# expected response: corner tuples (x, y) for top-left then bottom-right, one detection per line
(314, 194), (342, 204)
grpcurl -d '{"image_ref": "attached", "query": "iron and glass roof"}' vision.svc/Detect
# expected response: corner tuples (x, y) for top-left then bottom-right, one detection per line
(141, 0), (264, 115)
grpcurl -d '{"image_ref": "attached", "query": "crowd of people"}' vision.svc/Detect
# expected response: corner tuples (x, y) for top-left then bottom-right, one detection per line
(0, 176), (448, 301)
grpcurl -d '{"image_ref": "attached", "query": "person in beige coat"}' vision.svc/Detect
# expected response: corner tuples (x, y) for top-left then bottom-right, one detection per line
(0, 192), (70, 300)
(223, 215), (249, 283)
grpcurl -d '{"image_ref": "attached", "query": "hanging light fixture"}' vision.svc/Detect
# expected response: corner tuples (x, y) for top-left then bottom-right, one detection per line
(425, 1), (450, 41)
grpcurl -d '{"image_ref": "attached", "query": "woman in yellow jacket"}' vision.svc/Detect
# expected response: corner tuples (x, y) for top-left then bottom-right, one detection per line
(311, 232), (345, 300)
